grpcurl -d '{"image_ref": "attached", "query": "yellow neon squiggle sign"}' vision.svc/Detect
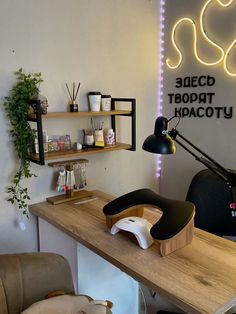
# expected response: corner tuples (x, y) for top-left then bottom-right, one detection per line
(166, 18), (190, 69)
(215, 0), (234, 7)
(224, 39), (236, 76)
(166, 0), (236, 76)
(199, 0), (225, 65)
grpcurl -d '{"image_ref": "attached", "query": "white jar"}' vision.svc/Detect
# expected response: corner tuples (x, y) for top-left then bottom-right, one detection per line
(87, 92), (101, 112)
(101, 95), (111, 111)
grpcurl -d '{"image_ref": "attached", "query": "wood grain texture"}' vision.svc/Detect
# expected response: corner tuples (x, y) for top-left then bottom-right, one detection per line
(28, 110), (132, 119)
(158, 216), (194, 256)
(46, 190), (93, 205)
(105, 206), (144, 228)
(104, 203), (194, 256)
(30, 143), (132, 161)
(47, 159), (88, 168)
(29, 190), (236, 314)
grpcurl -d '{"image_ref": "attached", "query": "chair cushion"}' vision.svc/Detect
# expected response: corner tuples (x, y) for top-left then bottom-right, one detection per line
(20, 295), (112, 314)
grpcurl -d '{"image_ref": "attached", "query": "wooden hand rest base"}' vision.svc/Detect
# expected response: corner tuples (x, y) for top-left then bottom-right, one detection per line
(103, 189), (195, 256)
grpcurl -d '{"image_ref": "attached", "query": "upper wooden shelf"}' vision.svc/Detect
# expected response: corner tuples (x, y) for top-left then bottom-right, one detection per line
(28, 110), (132, 119)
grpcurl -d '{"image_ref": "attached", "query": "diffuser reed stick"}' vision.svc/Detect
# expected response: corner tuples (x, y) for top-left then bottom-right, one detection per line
(66, 82), (81, 112)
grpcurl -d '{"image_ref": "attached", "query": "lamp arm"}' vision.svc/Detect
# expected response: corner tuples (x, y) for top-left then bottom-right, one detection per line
(170, 128), (236, 217)
(169, 128), (231, 183)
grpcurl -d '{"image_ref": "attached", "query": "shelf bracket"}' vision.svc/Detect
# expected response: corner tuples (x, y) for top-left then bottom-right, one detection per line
(29, 99), (45, 165)
(111, 98), (136, 151)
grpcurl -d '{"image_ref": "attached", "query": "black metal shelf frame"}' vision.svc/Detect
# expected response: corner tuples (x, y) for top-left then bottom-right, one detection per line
(28, 97), (136, 166)
(28, 99), (45, 165)
(111, 98), (136, 151)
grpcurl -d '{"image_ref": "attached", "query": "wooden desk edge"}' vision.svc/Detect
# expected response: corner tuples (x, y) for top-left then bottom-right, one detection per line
(29, 190), (236, 314)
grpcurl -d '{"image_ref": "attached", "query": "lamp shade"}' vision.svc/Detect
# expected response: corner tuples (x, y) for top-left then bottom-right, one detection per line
(142, 116), (176, 154)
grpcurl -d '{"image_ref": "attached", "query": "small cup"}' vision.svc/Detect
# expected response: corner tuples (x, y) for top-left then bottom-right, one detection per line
(84, 134), (94, 146)
(87, 92), (101, 112)
(101, 95), (111, 111)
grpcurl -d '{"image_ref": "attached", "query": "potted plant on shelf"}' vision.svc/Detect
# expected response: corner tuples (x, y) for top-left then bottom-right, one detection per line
(3, 69), (43, 217)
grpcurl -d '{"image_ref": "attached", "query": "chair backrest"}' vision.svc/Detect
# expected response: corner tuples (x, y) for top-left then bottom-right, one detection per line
(0, 252), (75, 314)
(186, 169), (236, 236)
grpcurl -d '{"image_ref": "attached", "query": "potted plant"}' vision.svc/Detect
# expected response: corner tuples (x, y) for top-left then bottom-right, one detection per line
(3, 69), (43, 217)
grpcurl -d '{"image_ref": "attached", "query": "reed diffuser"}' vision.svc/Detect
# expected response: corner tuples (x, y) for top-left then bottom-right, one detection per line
(66, 82), (81, 112)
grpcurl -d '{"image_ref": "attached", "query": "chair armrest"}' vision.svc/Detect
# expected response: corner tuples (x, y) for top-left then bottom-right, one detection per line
(0, 252), (75, 314)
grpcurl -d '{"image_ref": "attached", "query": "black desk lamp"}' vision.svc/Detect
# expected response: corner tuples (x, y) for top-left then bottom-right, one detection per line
(142, 116), (236, 218)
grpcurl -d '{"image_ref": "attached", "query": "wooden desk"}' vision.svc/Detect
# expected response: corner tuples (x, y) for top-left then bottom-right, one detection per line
(30, 190), (236, 314)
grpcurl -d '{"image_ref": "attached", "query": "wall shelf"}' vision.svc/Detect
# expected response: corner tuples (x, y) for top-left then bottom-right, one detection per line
(28, 98), (136, 165)
(30, 143), (132, 163)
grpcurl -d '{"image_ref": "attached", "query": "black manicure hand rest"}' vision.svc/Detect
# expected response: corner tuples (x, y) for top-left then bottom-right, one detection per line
(103, 189), (195, 240)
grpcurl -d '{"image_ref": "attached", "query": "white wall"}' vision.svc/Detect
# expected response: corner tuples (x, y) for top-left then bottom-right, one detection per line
(0, 0), (160, 253)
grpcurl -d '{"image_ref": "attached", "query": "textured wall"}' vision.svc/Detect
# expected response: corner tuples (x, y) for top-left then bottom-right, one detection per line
(0, 0), (159, 253)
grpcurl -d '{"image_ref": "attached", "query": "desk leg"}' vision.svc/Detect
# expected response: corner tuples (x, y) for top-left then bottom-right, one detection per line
(77, 243), (139, 314)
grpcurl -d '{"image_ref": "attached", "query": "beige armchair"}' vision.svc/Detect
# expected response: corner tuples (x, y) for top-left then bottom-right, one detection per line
(0, 252), (75, 314)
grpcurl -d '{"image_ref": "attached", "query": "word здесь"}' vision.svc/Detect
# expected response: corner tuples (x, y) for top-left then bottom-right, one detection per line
(167, 75), (233, 119)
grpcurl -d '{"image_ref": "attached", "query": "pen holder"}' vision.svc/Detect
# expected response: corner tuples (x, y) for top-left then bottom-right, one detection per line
(84, 134), (94, 146)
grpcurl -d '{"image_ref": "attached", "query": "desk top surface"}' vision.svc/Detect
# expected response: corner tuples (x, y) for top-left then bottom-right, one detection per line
(29, 190), (236, 314)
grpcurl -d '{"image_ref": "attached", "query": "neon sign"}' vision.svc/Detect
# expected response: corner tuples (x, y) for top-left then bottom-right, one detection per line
(166, 0), (236, 76)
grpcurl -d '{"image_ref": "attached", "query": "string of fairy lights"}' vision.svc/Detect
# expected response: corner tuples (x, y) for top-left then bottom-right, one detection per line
(156, 0), (166, 178)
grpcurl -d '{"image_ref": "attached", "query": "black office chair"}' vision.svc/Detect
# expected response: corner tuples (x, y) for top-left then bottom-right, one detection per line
(186, 169), (236, 237)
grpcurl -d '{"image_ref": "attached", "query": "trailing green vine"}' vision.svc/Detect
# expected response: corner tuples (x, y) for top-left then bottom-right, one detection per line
(3, 69), (43, 217)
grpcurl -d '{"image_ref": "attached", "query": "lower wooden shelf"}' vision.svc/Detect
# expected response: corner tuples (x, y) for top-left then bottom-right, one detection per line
(30, 142), (132, 162)
(46, 190), (93, 205)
